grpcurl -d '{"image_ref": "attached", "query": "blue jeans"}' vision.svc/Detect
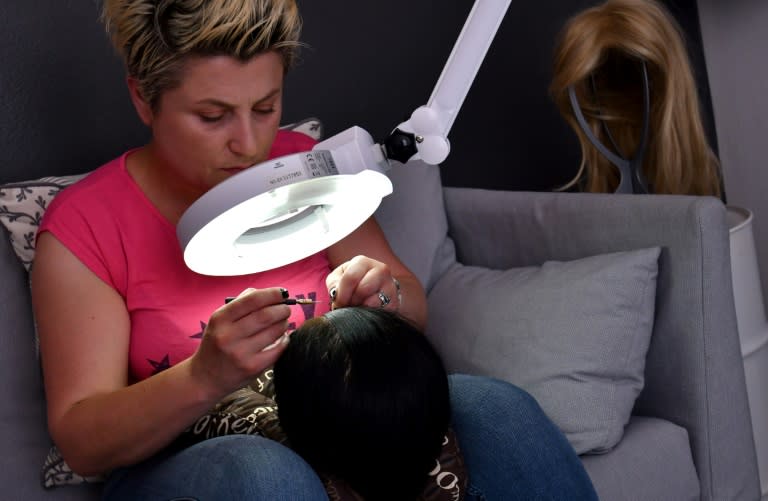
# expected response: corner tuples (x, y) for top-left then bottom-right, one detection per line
(102, 434), (329, 501)
(449, 374), (597, 500)
(103, 375), (597, 500)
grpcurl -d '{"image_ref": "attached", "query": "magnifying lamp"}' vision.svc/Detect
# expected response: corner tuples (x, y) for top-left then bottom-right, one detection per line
(178, 0), (512, 276)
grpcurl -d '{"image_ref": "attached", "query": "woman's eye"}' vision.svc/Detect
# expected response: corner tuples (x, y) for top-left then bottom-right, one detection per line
(199, 114), (224, 123)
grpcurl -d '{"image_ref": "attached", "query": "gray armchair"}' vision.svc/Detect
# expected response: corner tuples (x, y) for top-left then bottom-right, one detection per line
(376, 162), (761, 501)
(0, 1), (759, 500)
(438, 188), (761, 500)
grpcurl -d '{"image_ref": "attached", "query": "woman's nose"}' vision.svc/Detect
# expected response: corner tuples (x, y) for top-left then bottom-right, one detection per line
(228, 116), (260, 158)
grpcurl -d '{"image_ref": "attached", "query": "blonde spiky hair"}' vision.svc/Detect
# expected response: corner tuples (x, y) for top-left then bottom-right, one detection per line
(102, 0), (302, 108)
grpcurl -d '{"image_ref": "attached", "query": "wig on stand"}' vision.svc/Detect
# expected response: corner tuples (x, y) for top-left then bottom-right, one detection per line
(550, 0), (722, 197)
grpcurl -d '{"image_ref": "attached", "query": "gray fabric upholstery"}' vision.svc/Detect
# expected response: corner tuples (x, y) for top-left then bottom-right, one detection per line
(441, 188), (761, 500)
(425, 248), (660, 455)
(0, 227), (101, 501)
(582, 416), (700, 501)
(374, 160), (456, 291)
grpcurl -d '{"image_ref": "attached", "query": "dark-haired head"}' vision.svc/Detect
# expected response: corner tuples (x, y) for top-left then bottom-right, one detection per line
(273, 307), (450, 501)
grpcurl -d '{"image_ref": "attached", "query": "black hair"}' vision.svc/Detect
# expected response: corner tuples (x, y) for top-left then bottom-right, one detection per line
(273, 307), (450, 501)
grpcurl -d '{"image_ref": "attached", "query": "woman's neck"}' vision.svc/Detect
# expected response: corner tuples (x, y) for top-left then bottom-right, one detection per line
(125, 146), (204, 225)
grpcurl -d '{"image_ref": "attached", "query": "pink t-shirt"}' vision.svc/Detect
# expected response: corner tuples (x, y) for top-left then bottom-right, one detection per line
(39, 130), (332, 382)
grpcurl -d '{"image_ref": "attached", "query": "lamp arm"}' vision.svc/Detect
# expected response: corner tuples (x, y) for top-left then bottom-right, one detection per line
(316, 0), (511, 169)
(385, 0), (512, 165)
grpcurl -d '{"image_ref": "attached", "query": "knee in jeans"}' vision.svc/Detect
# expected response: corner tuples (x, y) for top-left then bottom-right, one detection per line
(104, 437), (327, 501)
(450, 374), (548, 425)
(192, 436), (323, 495)
(451, 374), (538, 407)
(203, 435), (303, 470)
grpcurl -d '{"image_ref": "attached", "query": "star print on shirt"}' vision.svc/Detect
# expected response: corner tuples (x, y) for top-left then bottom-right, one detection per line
(147, 354), (171, 375)
(190, 321), (206, 339)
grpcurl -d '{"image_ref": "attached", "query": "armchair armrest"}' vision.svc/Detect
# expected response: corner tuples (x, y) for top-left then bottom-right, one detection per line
(441, 188), (759, 500)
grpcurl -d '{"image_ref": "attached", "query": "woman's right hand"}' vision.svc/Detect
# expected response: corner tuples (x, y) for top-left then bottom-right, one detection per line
(190, 287), (291, 398)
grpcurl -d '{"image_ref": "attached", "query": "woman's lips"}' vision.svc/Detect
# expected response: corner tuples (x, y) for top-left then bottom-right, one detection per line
(222, 166), (248, 175)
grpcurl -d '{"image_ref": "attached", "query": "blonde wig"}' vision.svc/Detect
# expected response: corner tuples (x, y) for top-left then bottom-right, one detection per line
(102, 0), (303, 109)
(550, 0), (722, 197)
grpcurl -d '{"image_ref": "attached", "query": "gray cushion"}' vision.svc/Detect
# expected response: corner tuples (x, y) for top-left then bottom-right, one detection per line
(426, 247), (660, 454)
(375, 160), (455, 291)
(582, 416), (700, 501)
(0, 227), (102, 500)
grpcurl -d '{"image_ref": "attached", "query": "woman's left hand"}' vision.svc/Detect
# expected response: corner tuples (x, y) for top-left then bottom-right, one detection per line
(326, 255), (400, 311)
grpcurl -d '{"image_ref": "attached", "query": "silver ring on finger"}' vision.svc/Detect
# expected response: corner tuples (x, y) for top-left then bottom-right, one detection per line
(377, 290), (391, 308)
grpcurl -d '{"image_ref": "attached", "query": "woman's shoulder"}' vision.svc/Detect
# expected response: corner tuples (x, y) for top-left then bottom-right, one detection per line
(41, 152), (137, 231)
(47, 153), (132, 209)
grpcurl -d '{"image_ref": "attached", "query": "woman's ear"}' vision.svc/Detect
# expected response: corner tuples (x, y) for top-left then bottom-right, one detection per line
(126, 77), (153, 126)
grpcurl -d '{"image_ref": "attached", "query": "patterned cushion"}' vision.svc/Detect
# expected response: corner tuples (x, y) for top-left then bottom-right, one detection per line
(0, 174), (88, 271)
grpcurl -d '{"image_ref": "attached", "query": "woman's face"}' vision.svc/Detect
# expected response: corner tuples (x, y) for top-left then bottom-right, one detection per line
(138, 51), (285, 199)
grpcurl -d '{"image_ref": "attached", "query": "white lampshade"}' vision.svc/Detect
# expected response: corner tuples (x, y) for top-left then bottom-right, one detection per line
(177, 149), (392, 276)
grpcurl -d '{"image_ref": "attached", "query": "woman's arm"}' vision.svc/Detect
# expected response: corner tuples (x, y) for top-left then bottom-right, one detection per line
(32, 232), (291, 476)
(326, 217), (427, 329)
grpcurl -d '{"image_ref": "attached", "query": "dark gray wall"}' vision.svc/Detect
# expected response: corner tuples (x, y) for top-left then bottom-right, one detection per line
(0, 1), (148, 183)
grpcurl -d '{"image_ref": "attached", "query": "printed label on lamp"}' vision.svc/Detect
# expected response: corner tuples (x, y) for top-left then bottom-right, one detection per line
(266, 150), (339, 189)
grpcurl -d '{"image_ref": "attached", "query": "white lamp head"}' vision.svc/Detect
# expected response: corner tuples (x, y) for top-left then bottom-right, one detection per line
(177, 131), (392, 276)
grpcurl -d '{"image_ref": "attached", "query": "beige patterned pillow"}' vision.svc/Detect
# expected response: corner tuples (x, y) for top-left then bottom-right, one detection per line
(0, 174), (88, 270)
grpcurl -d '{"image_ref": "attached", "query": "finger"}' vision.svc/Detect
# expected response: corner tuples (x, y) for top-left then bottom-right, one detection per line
(220, 325), (290, 377)
(326, 263), (345, 289)
(232, 303), (291, 342)
(258, 332), (291, 354)
(326, 263), (346, 306)
(209, 292), (291, 346)
(359, 282), (397, 309)
(353, 268), (391, 305)
(333, 259), (370, 307)
(345, 260), (394, 307)
(244, 332), (291, 370)
(361, 292), (386, 308)
(333, 258), (394, 307)
(221, 287), (289, 320)
(236, 318), (290, 355)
